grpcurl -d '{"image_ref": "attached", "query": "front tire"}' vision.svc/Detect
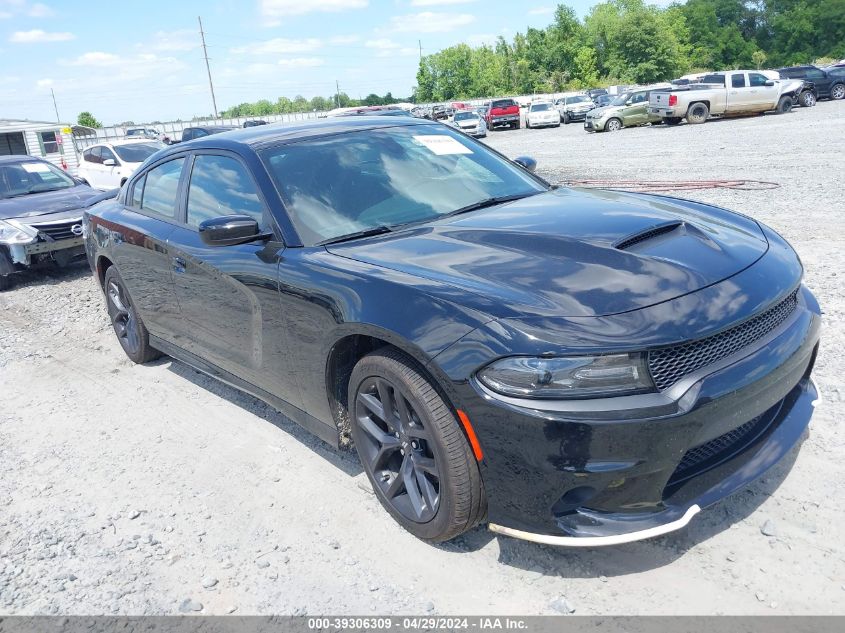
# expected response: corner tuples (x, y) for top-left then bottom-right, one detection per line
(606, 117), (622, 132)
(0, 275), (11, 292)
(349, 349), (486, 542)
(104, 267), (161, 364)
(776, 95), (793, 114)
(800, 91), (817, 107)
(686, 102), (709, 124)
(563, 112), (570, 124)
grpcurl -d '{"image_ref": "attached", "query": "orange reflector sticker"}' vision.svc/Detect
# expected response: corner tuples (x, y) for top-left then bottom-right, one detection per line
(456, 409), (483, 462)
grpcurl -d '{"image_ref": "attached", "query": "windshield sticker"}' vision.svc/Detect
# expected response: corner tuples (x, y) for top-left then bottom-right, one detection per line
(21, 163), (51, 173)
(413, 135), (473, 156)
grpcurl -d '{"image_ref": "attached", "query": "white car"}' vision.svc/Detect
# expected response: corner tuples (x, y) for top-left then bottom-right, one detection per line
(525, 102), (560, 129)
(78, 141), (164, 190)
(449, 111), (487, 138)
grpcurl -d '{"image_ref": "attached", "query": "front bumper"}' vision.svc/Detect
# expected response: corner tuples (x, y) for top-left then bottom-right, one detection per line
(564, 110), (589, 121)
(453, 285), (821, 544)
(584, 118), (605, 131)
(489, 115), (519, 127)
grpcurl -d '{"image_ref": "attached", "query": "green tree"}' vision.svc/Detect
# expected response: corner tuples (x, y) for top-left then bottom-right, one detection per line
(77, 111), (102, 128)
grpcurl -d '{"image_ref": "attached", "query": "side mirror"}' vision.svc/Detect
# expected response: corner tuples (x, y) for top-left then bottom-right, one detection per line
(765, 80), (775, 86)
(198, 214), (270, 247)
(514, 156), (537, 173)
(103, 158), (116, 167)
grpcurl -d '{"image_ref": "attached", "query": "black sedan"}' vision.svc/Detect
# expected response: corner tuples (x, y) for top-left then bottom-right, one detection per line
(1, 155), (108, 290)
(83, 118), (820, 545)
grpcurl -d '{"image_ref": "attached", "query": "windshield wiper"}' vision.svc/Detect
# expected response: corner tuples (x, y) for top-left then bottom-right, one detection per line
(441, 192), (541, 219)
(318, 225), (394, 246)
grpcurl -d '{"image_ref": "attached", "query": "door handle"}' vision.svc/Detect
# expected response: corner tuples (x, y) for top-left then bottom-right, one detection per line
(172, 256), (186, 273)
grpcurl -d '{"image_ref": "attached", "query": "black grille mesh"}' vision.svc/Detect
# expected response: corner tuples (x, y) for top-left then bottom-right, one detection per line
(671, 413), (768, 483)
(648, 290), (799, 391)
(30, 219), (80, 241)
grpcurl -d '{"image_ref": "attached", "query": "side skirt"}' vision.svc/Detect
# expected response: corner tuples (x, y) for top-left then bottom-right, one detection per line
(149, 335), (340, 449)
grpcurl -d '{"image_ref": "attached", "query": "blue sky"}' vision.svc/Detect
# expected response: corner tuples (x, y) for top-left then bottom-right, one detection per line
(2, 0), (614, 125)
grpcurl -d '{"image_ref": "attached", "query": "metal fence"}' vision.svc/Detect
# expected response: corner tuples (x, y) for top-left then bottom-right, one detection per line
(72, 111), (328, 149)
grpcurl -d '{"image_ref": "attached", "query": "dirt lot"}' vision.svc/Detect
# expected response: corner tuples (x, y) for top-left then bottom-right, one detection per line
(1, 103), (844, 616)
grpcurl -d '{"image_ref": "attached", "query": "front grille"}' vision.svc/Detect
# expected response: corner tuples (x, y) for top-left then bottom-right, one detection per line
(666, 403), (779, 490)
(648, 290), (799, 391)
(28, 218), (81, 242)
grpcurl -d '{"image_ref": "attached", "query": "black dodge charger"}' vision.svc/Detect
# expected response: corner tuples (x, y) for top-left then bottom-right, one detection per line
(83, 117), (820, 545)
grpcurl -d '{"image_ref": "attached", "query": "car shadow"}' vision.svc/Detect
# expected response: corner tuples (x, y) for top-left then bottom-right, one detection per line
(6, 260), (91, 290)
(434, 430), (807, 579)
(160, 358), (363, 478)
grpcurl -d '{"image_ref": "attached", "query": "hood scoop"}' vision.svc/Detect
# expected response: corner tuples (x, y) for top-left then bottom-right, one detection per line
(615, 221), (684, 251)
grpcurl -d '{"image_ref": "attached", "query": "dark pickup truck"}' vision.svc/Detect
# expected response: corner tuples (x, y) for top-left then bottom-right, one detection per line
(485, 98), (521, 130)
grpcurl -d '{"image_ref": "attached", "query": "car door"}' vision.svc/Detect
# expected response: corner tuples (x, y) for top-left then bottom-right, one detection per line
(748, 72), (779, 109)
(165, 151), (301, 408)
(803, 67), (830, 96)
(727, 72), (753, 112)
(80, 147), (102, 188)
(109, 156), (186, 340)
(98, 146), (122, 189)
(623, 91), (648, 125)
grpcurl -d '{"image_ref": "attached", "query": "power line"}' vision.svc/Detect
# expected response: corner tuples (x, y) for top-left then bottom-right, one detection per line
(198, 16), (218, 118)
(50, 89), (61, 123)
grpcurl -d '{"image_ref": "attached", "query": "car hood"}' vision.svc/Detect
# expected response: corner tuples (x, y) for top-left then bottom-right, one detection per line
(455, 119), (480, 127)
(0, 184), (102, 220)
(565, 102), (594, 111)
(327, 188), (769, 319)
(587, 104), (622, 118)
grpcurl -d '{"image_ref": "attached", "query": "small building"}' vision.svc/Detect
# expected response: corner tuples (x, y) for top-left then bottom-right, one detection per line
(0, 119), (80, 175)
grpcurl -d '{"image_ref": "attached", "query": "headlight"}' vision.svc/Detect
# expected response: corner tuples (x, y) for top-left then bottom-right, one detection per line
(477, 353), (653, 399)
(0, 220), (36, 245)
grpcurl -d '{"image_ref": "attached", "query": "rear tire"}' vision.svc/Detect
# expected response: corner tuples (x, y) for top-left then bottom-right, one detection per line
(686, 102), (709, 124)
(830, 84), (845, 100)
(103, 267), (161, 364)
(349, 348), (486, 542)
(0, 275), (12, 292)
(776, 95), (793, 114)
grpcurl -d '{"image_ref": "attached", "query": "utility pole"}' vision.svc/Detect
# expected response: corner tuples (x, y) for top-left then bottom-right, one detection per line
(198, 16), (218, 119)
(418, 40), (423, 62)
(50, 89), (61, 123)
(335, 80), (340, 108)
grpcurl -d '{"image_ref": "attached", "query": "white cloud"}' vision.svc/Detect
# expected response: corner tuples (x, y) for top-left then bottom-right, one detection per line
(28, 2), (53, 16)
(149, 29), (197, 52)
(64, 51), (121, 66)
(386, 12), (475, 33)
(466, 33), (496, 46)
(365, 38), (400, 50)
(9, 29), (74, 42)
(36, 78), (53, 88)
(232, 37), (322, 55)
(410, 0), (476, 5)
(329, 35), (360, 45)
(259, 0), (367, 24)
(277, 57), (324, 68)
(527, 6), (554, 15)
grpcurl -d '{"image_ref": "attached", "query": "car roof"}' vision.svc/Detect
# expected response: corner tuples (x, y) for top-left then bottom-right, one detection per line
(170, 116), (439, 152)
(0, 154), (48, 164)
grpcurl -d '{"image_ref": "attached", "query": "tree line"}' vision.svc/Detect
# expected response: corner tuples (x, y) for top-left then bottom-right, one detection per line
(219, 91), (408, 118)
(415, 0), (845, 101)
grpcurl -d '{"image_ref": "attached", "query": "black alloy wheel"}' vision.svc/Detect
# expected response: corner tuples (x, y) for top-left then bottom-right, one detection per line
(349, 349), (486, 542)
(103, 267), (161, 364)
(355, 375), (440, 522)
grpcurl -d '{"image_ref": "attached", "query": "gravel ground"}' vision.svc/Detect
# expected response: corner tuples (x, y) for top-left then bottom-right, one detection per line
(1, 102), (844, 616)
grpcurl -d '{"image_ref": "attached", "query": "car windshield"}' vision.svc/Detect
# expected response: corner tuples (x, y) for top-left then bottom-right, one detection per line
(568, 96), (592, 104)
(491, 100), (514, 109)
(261, 125), (547, 246)
(454, 112), (477, 121)
(531, 103), (550, 112)
(610, 93), (630, 106)
(0, 160), (76, 198)
(113, 142), (164, 163)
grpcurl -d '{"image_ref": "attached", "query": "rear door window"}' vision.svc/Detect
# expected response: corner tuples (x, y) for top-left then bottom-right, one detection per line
(732, 74), (747, 88)
(139, 158), (185, 218)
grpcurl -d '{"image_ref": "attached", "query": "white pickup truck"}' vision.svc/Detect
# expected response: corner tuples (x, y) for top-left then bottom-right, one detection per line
(649, 70), (804, 125)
